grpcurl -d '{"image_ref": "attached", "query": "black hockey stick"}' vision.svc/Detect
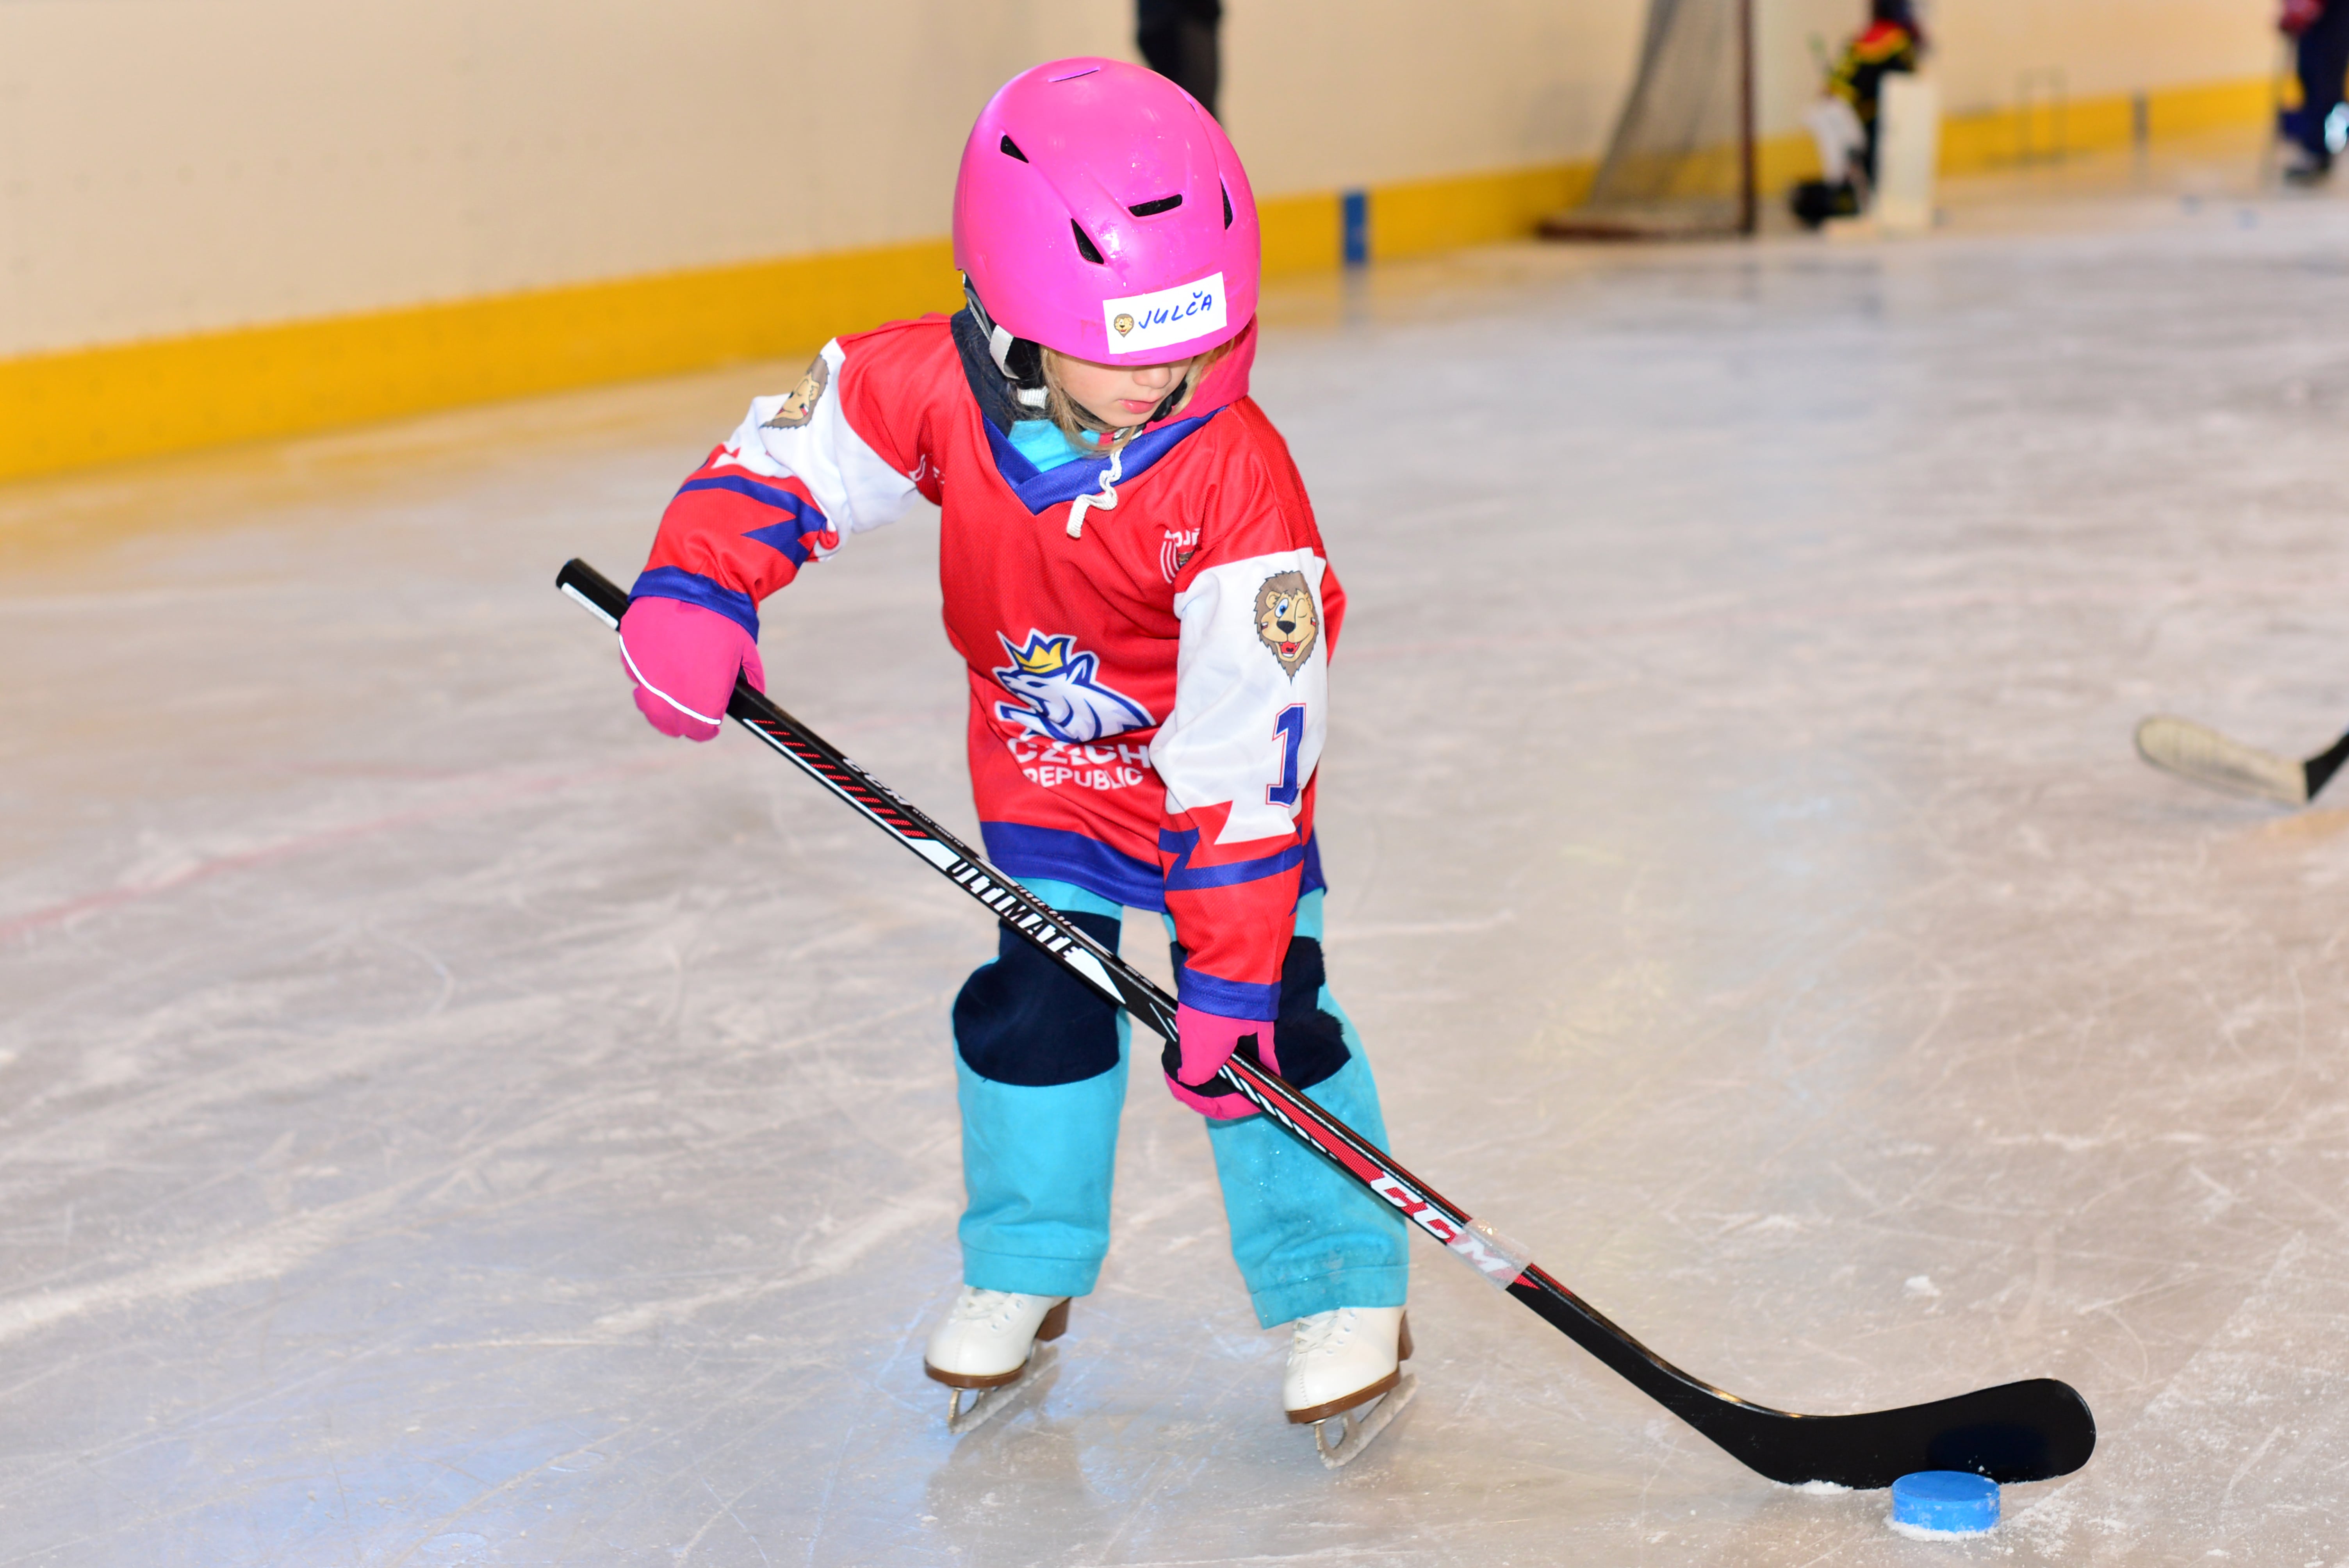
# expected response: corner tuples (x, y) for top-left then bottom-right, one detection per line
(2135, 714), (2349, 807)
(560, 558), (2095, 1489)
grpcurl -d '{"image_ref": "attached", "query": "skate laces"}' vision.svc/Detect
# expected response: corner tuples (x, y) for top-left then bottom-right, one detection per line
(1290, 1307), (1359, 1360)
(949, 1287), (1027, 1328)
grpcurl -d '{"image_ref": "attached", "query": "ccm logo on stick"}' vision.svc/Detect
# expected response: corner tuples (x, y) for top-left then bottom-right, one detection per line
(1371, 1176), (1525, 1285)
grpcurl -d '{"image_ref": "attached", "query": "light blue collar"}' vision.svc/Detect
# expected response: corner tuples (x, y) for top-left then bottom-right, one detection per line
(1007, 419), (1090, 473)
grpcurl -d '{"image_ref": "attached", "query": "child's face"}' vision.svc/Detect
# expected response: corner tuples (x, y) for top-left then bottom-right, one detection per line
(1050, 351), (1197, 429)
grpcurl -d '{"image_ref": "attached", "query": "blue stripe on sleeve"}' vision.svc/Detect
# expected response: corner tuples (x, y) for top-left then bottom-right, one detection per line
(678, 472), (828, 515)
(674, 475), (832, 569)
(1157, 826), (1307, 892)
(1173, 964), (1280, 1022)
(628, 567), (760, 640)
(742, 519), (816, 567)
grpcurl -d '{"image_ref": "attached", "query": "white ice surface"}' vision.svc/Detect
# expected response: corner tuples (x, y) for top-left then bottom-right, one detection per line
(3, 144), (2349, 1564)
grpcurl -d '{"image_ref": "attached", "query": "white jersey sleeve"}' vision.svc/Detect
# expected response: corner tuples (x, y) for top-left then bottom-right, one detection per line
(634, 339), (925, 626)
(1151, 549), (1330, 845)
(731, 340), (923, 545)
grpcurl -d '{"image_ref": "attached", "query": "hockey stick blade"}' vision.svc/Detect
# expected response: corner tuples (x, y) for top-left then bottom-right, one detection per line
(1513, 1263), (2093, 1487)
(2135, 715), (2309, 804)
(559, 558), (2096, 1488)
(2133, 714), (2349, 806)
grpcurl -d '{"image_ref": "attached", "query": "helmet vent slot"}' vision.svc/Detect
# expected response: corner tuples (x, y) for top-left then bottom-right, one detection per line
(1070, 221), (1107, 264)
(1129, 194), (1183, 217)
(1221, 183), (1234, 228)
(999, 135), (1029, 162)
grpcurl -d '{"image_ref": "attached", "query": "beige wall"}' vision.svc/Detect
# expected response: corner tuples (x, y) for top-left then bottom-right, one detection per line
(0, 0), (1128, 358)
(1, 0), (2280, 361)
(1928, 1), (2275, 117)
(1224, 2), (1642, 192)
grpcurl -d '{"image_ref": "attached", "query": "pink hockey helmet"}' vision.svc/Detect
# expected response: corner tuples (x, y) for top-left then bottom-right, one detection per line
(954, 58), (1258, 367)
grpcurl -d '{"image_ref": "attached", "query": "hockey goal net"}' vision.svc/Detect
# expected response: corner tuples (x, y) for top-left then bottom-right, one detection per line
(1542, 0), (1756, 240)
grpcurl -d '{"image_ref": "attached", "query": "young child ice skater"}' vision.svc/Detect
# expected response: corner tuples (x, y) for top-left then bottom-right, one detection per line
(613, 58), (1412, 1461)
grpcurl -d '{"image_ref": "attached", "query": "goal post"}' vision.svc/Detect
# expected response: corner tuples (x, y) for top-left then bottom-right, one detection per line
(1541, 0), (1757, 241)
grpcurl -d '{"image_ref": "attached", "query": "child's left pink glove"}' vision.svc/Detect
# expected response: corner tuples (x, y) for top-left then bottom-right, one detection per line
(1166, 1003), (1274, 1120)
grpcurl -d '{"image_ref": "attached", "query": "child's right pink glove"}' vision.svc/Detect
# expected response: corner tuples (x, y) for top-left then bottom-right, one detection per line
(618, 596), (765, 741)
(1166, 1003), (1274, 1120)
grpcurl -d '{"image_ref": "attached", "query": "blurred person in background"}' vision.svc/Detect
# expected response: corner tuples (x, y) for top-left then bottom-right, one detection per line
(2281, 0), (2348, 183)
(1790, 0), (1925, 228)
(1139, 0), (1221, 117)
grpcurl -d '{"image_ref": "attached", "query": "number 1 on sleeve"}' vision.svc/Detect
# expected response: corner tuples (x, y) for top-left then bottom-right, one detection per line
(1267, 704), (1306, 807)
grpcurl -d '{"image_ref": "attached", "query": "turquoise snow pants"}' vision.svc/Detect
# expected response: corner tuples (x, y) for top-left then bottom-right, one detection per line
(951, 881), (1409, 1327)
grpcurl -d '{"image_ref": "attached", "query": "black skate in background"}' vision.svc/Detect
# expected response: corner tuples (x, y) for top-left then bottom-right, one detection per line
(560, 558), (2096, 1489)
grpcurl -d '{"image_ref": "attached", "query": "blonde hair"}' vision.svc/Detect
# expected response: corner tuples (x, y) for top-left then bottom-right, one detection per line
(1039, 342), (1232, 452)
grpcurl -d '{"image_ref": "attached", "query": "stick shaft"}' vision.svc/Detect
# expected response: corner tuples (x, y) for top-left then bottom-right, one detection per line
(565, 562), (1527, 1272)
(560, 558), (2096, 1486)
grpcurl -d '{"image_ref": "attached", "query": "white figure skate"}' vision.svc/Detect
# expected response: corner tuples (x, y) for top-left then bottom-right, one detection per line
(923, 1287), (1070, 1435)
(1284, 1306), (1416, 1468)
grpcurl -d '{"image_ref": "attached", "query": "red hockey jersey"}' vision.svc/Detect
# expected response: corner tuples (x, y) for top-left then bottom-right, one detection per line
(633, 312), (1342, 1023)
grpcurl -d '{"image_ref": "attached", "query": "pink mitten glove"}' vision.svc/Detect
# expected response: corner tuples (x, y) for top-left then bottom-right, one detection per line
(1166, 1003), (1276, 1120)
(618, 596), (765, 741)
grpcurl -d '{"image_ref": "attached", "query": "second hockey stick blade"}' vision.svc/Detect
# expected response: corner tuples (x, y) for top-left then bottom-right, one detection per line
(559, 557), (2095, 1489)
(2135, 714), (2349, 806)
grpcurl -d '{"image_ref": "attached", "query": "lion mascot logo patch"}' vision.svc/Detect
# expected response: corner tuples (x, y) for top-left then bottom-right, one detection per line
(1254, 572), (1319, 678)
(762, 356), (830, 429)
(992, 631), (1155, 744)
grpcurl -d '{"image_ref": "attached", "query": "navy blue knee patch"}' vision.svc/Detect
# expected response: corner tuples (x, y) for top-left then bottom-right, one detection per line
(954, 909), (1125, 1087)
(1166, 933), (1354, 1092)
(1271, 936), (1352, 1090)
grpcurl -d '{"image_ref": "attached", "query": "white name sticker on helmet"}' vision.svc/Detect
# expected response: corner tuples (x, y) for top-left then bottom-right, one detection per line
(1101, 273), (1226, 356)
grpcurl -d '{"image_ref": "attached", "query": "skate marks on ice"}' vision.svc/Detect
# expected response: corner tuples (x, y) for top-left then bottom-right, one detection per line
(0, 753), (684, 945)
(2007, 1233), (2349, 1564)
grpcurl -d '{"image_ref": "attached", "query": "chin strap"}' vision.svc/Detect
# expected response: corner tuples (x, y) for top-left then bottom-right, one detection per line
(1066, 438), (1125, 540)
(965, 278), (1050, 411)
(996, 328), (1049, 412)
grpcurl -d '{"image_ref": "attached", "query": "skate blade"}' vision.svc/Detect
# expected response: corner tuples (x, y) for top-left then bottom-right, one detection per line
(2135, 716), (2307, 806)
(944, 1345), (1057, 1437)
(1313, 1373), (1417, 1469)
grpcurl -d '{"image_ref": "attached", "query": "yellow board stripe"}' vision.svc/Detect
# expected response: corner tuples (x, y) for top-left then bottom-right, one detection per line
(1940, 76), (2272, 175)
(1, 240), (964, 484)
(0, 75), (2271, 486)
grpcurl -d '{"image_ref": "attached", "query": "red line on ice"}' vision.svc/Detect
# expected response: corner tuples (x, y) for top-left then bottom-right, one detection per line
(0, 756), (677, 944)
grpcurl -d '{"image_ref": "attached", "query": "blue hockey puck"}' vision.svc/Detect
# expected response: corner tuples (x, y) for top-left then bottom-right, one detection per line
(1890, 1470), (1999, 1534)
